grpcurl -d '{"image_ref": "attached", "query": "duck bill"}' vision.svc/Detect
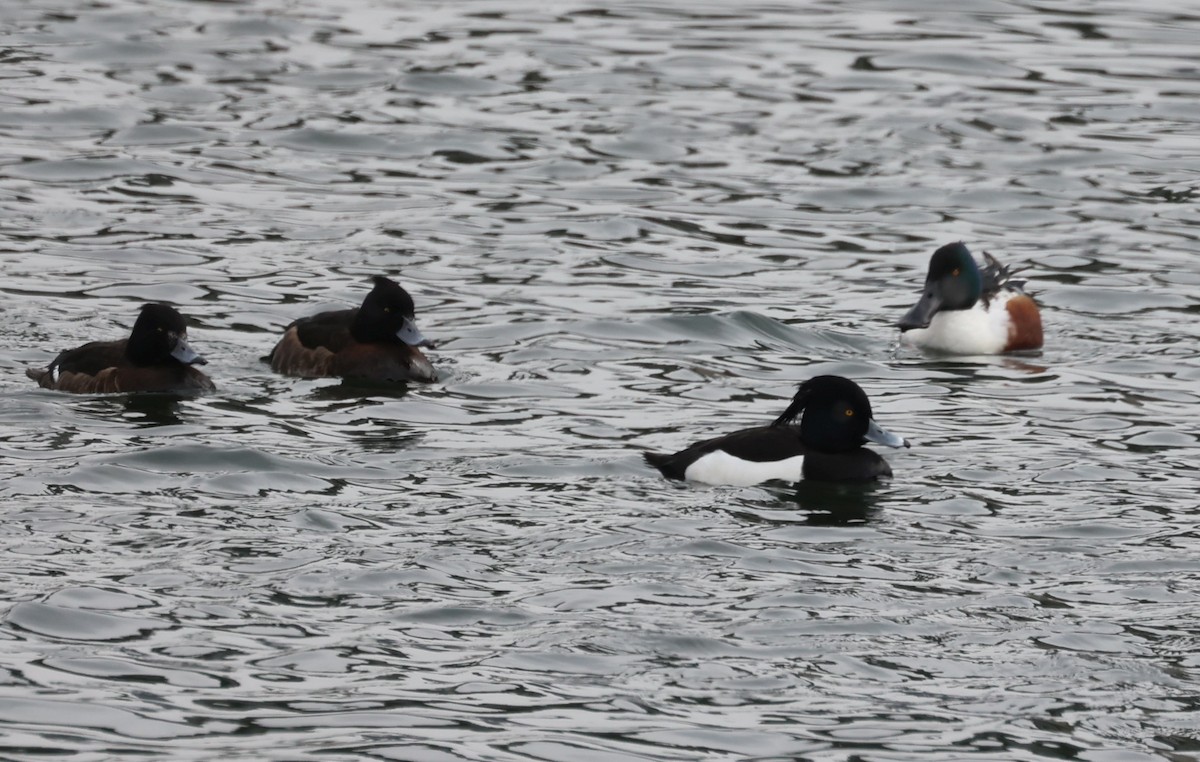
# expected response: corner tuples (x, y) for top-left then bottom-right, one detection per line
(396, 317), (434, 348)
(898, 291), (942, 332)
(170, 335), (206, 365)
(866, 418), (909, 449)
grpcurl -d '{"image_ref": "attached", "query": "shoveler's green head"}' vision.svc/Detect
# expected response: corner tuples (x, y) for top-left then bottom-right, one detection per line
(898, 242), (982, 331)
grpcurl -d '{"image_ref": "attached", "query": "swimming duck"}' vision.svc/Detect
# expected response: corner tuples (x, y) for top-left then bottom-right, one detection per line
(643, 375), (909, 486)
(898, 242), (1043, 354)
(268, 275), (437, 383)
(26, 303), (214, 394)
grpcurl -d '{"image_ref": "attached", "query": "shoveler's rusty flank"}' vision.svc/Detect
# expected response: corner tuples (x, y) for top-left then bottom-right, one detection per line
(1003, 293), (1043, 352)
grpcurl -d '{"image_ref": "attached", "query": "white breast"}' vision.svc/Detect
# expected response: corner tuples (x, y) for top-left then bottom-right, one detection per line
(683, 450), (805, 486)
(901, 293), (1015, 355)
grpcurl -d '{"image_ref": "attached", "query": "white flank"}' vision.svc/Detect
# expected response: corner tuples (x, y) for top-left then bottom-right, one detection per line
(901, 292), (1015, 355)
(51, 365), (60, 384)
(684, 450), (805, 486)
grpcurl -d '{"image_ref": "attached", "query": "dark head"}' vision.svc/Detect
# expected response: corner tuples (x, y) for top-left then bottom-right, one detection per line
(898, 242), (983, 331)
(127, 304), (206, 366)
(353, 275), (434, 348)
(771, 375), (908, 453)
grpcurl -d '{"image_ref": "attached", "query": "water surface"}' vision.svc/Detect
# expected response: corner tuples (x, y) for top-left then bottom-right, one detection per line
(1, 1), (1199, 759)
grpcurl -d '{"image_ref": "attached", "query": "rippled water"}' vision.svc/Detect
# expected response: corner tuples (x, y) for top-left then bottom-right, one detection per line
(2, 0), (1199, 758)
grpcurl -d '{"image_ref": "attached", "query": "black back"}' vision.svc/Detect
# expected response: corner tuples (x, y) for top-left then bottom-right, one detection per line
(643, 426), (805, 480)
(644, 376), (896, 484)
(290, 308), (358, 353)
(43, 339), (128, 378)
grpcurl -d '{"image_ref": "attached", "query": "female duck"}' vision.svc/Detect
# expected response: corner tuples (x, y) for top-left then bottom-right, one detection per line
(27, 303), (214, 394)
(268, 275), (437, 383)
(898, 242), (1043, 354)
(644, 375), (909, 486)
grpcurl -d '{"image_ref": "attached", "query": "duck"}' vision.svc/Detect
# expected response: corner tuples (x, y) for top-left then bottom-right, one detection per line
(268, 275), (437, 383)
(643, 375), (909, 486)
(26, 303), (215, 394)
(898, 242), (1043, 354)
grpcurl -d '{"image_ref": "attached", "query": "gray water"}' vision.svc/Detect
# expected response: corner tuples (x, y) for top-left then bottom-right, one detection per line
(1, 0), (1199, 759)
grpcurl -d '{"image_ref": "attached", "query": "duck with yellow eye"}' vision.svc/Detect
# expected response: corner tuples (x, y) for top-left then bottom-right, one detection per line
(268, 275), (437, 383)
(26, 303), (214, 394)
(643, 375), (909, 486)
(898, 242), (1043, 355)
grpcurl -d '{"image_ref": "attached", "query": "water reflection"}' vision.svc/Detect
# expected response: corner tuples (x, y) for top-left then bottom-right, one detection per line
(785, 479), (886, 524)
(733, 480), (886, 526)
(119, 394), (187, 427)
(308, 379), (415, 402)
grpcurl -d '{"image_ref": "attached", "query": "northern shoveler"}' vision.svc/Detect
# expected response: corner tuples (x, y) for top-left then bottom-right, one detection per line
(898, 242), (1043, 354)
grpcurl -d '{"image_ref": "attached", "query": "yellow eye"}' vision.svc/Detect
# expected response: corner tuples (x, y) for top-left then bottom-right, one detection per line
(845, 408), (854, 417)
(383, 307), (391, 313)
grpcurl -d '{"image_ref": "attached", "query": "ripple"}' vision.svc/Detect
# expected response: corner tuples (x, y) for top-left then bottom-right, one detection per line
(106, 125), (216, 146)
(5, 158), (171, 183)
(396, 73), (512, 95)
(43, 656), (228, 689)
(0, 697), (211, 740)
(7, 602), (170, 642)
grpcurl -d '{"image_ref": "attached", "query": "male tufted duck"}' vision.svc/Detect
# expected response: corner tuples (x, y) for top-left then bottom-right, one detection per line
(644, 375), (909, 486)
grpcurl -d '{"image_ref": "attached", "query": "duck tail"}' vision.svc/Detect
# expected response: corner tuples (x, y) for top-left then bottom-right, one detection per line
(643, 451), (686, 481)
(643, 451), (670, 469)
